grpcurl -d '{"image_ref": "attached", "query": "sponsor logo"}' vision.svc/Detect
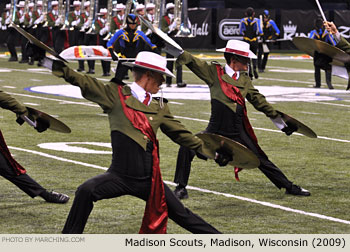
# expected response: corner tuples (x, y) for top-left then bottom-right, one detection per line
(191, 22), (209, 37)
(282, 20), (310, 39)
(338, 26), (350, 39)
(218, 19), (243, 40)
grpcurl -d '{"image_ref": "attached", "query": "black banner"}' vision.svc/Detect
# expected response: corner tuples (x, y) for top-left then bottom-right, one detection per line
(280, 10), (329, 49)
(334, 10), (350, 40)
(182, 8), (212, 49)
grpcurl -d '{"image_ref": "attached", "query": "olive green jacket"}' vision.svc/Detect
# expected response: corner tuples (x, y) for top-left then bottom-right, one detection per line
(0, 90), (27, 115)
(52, 61), (203, 152)
(68, 11), (83, 28)
(177, 51), (279, 118)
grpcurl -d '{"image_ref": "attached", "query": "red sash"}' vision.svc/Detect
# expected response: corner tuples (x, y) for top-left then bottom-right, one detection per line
(164, 16), (171, 26)
(216, 65), (265, 180)
(118, 86), (168, 234)
(0, 130), (26, 175)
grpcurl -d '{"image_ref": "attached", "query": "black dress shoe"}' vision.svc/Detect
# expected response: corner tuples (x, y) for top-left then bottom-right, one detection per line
(77, 68), (84, 72)
(285, 185), (310, 196)
(166, 83), (171, 87)
(42, 191), (70, 203)
(87, 70), (95, 74)
(102, 72), (111, 76)
(177, 83), (187, 88)
(19, 59), (29, 64)
(174, 186), (188, 200)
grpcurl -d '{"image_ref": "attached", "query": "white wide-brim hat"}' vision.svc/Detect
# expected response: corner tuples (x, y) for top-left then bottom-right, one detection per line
(166, 3), (175, 10)
(73, 1), (81, 6)
(98, 8), (108, 15)
(146, 3), (155, 10)
(17, 1), (25, 7)
(216, 40), (257, 59)
(51, 1), (59, 6)
(84, 1), (90, 7)
(123, 51), (175, 78)
(37, 1), (43, 6)
(136, 4), (145, 11)
(6, 3), (11, 9)
(28, 2), (34, 7)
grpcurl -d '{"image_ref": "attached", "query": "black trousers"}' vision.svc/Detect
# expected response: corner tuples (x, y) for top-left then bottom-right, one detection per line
(174, 128), (293, 191)
(83, 33), (96, 71)
(7, 27), (18, 59)
(62, 171), (220, 234)
(257, 42), (269, 71)
(244, 40), (258, 76)
(0, 152), (45, 198)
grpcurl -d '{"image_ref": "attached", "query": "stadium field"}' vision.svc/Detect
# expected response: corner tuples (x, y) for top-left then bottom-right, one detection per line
(0, 51), (349, 234)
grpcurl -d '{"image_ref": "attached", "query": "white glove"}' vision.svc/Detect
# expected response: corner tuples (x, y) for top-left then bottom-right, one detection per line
(75, 18), (80, 25)
(41, 57), (53, 70)
(168, 20), (177, 32)
(5, 17), (11, 24)
(270, 115), (287, 130)
(71, 20), (77, 26)
(2, 25), (7, 30)
(99, 26), (109, 36)
(55, 17), (62, 26)
(84, 20), (91, 27)
(145, 28), (152, 36)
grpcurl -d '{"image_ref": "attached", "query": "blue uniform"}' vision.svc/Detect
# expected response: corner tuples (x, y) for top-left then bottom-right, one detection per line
(309, 29), (336, 45)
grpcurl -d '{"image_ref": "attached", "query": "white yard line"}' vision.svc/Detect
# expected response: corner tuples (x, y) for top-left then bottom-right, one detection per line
(8, 145), (350, 225)
(174, 116), (350, 143)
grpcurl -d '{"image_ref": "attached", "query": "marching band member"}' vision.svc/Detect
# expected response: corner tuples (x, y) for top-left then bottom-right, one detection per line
(0, 90), (69, 204)
(110, 3), (125, 34)
(257, 10), (280, 73)
(47, 0), (66, 54)
(167, 40), (311, 199)
(14, 1), (29, 63)
(107, 14), (157, 80)
(38, 49), (221, 233)
(141, 3), (155, 35)
(309, 18), (335, 89)
(239, 7), (263, 79)
(79, 1), (94, 73)
(160, 2), (186, 88)
(95, 8), (111, 76)
(1, 4), (18, 62)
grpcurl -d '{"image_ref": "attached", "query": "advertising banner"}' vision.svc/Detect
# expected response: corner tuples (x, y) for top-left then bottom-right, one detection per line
(280, 10), (328, 49)
(333, 10), (350, 40)
(182, 8), (212, 49)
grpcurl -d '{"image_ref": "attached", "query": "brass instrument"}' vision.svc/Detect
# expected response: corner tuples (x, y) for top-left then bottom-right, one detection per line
(121, 0), (133, 28)
(8, 0), (17, 27)
(175, 0), (192, 37)
(103, 0), (114, 40)
(60, 0), (70, 30)
(57, 0), (65, 27)
(152, 0), (162, 29)
(41, 0), (49, 28)
(85, 0), (98, 34)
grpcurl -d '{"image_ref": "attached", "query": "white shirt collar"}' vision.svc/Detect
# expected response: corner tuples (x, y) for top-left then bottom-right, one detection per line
(130, 82), (152, 105)
(224, 64), (240, 79)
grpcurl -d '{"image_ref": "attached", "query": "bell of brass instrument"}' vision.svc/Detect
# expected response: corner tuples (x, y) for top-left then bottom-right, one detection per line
(121, 0), (133, 28)
(85, 0), (99, 34)
(60, 0), (70, 30)
(175, 0), (192, 37)
(152, 0), (163, 29)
